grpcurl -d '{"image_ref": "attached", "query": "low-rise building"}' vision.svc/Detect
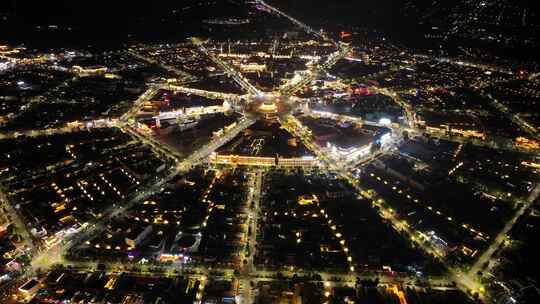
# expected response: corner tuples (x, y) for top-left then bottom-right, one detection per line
(125, 225), (152, 248)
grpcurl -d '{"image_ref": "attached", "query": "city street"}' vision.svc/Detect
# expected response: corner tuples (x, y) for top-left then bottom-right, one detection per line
(1, 1), (538, 302)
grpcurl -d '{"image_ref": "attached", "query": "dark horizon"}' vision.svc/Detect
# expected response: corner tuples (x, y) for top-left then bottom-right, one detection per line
(1, 0), (538, 61)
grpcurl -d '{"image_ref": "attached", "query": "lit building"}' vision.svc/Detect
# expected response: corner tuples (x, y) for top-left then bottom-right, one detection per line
(327, 141), (372, 160)
(298, 194), (319, 205)
(125, 225), (152, 248)
(240, 63), (267, 72)
(258, 101), (279, 120)
(419, 112), (486, 140)
(72, 65), (108, 76)
(208, 154), (319, 168)
(18, 279), (40, 295)
(515, 136), (539, 150)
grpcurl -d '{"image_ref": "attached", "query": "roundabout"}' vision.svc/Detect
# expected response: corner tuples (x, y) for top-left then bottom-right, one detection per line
(244, 92), (297, 120)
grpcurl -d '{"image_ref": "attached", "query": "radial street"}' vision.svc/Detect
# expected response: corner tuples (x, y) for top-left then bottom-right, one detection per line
(2, 2), (536, 303)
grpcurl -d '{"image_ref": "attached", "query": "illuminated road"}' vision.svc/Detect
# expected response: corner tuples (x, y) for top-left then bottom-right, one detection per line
(528, 72), (540, 81)
(164, 84), (245, 102)
(468, 183), (540, 278)
(115, 119), (256, 226)
(255, 0), (331, 42)
(191, 38), (261, 96)
(5, 76), (80, 124)
(31, 118), (256, 274)
(237, 169), (264, 304)
(4, 3), (532, 304)
(280, 115), (343, 170)
(242, 169), (263, 273)
(0, 121), (113, 140)
(119, 86), (160, 123)
(119, 84), (244, 128)
(0, 185), (37, 254)
(280, 44), (351, 96)
(370, 85), (539, 154)
(175, 117), (256, 172)
(485, 93), (539, 140)
(281, 114), (391, 171)
(128, 50), (196, 82)
(282, 114), (487, 300)
(39, 258), (455, 293)
(121, 124), (184, 162)
(369, 86), (416, 128)
(408, 127), (540, 154)
(432, 56), (514, 76)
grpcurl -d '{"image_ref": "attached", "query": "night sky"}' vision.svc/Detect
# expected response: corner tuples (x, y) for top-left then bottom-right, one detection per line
(1, 0), (537, 58)
(0, 1), (414, 46)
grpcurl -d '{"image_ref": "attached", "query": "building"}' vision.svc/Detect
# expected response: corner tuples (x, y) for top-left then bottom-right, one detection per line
(125, 225), (152, 248)
(327, 141), (372, 160)
(424, 124), (486, 140)
(419, 111), (486, 140)
(240, 63), (267, 72)
(515, 137), (539, 150)
(209, 154), (319, 168)
(72, 65), (108, 76)
(18, 278), (40, 294)
(297, 194), (319, 206)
